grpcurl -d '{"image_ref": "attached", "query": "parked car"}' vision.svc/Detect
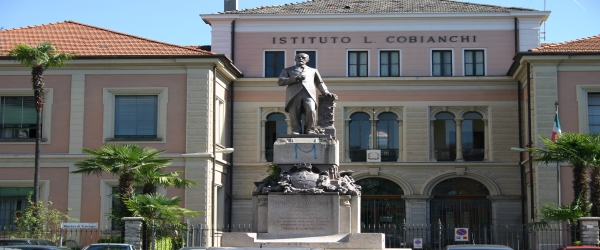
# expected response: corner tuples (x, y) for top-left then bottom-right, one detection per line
(0, 245), (69, 250)
(445, 244), (513, 250)
(0, 239), (56, 246)
(81, 243), (136, 250)
(558, 246), (600, 250)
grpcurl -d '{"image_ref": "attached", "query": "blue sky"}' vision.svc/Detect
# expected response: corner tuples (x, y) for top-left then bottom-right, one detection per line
(1, 0), (598, 46)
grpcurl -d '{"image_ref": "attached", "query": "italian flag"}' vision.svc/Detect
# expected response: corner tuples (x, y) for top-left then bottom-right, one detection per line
(551, 111), (561, 142)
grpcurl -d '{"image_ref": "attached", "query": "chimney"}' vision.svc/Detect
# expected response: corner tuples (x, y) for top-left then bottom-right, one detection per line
(224, 0), (238, 11)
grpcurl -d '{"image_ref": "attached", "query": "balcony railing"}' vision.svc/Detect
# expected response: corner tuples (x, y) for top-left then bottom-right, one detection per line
(435, 148), (484, 161)
(350, 149), (398, 162)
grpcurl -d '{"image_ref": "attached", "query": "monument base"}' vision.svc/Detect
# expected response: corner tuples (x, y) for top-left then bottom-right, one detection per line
(221, 232), (385, 249)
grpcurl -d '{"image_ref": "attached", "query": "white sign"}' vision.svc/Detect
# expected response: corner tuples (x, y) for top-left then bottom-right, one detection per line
(366, 150), (381, 162)
(454, 228), (469, 241)
(413, 238), (423, 249)
(61, 222), (98, 229)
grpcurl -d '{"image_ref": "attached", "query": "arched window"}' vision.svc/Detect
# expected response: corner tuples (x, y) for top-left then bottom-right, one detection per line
(349, 112), (371, 161)
(434, 112), (456, 161)
(356, 178), (405, 226)
(462, 112), (484, 161)
(377, 112), (398, 162)
(265, 113), (286, 162)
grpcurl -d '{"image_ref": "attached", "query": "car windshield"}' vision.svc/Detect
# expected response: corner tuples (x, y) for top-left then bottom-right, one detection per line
(86, 245), (131, 250)
(1, 241), (29, 245)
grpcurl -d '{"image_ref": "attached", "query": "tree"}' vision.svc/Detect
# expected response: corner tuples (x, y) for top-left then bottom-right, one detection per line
(585, 133), (600, 216)
(531, 133), (600, 216)
(6, 42), (74, 205)
(135, 166), (196, 195)
(8, 195), (75, 241)
(71, 144), (171, 218)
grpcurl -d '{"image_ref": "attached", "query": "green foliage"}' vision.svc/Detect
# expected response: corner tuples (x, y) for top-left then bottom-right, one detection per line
(6, 42), (75, 69)
(573, 240), (582, 246)
(539, 197), (589, 225)
(7, 195), (75, 241)
(153, 237), (184, 250)
(266, 163), (280, 182)
(125, 193), (201, 225)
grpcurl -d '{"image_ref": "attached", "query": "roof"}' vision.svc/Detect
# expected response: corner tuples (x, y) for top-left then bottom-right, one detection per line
(218, 0), (535, 15)
(0, 21), (213, 56)
(530, 34), (600, 52)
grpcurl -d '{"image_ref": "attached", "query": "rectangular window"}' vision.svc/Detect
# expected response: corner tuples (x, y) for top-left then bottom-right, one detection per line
(348, 51), (368, 77)
(296, 51), (316, 69)
(265, 51), (285, 77)
(380, 51), (400, 77)
(464, 50), (485, 76)
(589, 93), (600, 133)
(216, 98), (226, 146)
(0, 187), (33, 228)
(114, 95), (158, 138)
(432, 50), (452, 76)
(0, 96), (38, 139)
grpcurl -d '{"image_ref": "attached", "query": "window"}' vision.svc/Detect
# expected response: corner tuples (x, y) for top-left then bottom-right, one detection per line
(376, 112), (399, 161)
(380, 51), (400, 77)
(296, 51), (316, 68)
(114, 95), (157, 138)
(349, 112), (371, 161)
(216, 98), (226, 146)
(0, 187), (33, 228)
(265, 51), (285, 77)
(589, 93), (600, 133)
(0, 96), (37, 139)
(464, 50), (485, 76)
(434, 112), (456, 161)
(432, 50), (452, 76)
(462, 112), (484, 161)
(103, 88), (167, 142)
(348, 51), (368, 77)
(265, 113), (287, 162)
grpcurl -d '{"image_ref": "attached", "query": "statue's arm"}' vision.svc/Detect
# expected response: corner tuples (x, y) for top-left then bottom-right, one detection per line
(314, 70), (333, 96)
(278, 69), (298, 86)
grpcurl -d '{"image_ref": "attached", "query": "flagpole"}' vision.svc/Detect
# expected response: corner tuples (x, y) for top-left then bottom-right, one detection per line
(555, 101), (561, 205)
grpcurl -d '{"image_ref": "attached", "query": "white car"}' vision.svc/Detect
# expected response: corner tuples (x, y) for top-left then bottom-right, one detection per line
(81, 244), (136, 250)
(445, 245), (513, 250)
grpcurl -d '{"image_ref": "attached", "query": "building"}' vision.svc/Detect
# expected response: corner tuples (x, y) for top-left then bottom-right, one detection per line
(509, 34), (600, 217)
(0, 21), (240, 233)
(200, 0), (550, 231)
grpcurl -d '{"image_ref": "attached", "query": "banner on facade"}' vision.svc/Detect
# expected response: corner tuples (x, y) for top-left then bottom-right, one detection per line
(454, 228), (469, 241)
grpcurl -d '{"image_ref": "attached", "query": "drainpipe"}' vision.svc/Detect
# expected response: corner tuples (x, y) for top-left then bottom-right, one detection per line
(514, 18), (519, 54)
(527, 62), (534, 221)
(517, 80), (526, 225)
(230, 20), (236, 63)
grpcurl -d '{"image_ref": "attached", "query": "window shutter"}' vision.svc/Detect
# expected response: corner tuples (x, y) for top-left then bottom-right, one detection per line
(115, 95), (158, 137)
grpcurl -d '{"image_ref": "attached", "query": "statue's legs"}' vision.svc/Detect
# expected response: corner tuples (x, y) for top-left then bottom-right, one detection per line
(289, 88), (317, 134)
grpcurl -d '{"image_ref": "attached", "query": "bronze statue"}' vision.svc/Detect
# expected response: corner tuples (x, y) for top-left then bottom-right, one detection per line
(278, 53), (335, 134)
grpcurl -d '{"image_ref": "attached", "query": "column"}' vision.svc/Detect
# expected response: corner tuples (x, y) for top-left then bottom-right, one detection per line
(397, 120), (403, 162)
(122, 217), (144, 250)
(455, 118), (464, 162)
(430, 120), (436, 162)
(370, 119), (377, 149)
(260, 120), (266, 162)
(579, 217), (600, 246)
(345, 119), (351, 162)
(483, 118), (489, 161)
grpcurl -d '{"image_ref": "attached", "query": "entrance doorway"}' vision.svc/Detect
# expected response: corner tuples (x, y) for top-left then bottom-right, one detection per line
(430, 177), (491, 245)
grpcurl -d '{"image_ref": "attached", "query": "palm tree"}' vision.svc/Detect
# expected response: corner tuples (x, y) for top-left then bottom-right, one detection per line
(585, 133), (600, 216)
(6, 42), (74, 205)
(71, 144), (171, 218)
(125, 193), (200, 250)
(135, 166), (197, 195)
(531, 133), (597, 215)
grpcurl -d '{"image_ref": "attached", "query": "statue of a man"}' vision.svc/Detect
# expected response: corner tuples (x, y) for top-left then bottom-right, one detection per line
(278, 53), (335, 134)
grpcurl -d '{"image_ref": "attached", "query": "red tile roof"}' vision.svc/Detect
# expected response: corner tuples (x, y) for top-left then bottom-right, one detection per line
(0, 21), (214, 56)
(530, 34), (600, 52)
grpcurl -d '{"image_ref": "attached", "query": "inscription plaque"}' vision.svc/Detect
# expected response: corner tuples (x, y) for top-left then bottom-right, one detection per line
(268, 194), (338, 236)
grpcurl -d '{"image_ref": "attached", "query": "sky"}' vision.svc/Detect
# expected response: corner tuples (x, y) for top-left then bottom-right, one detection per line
(1, 0), (599, 46)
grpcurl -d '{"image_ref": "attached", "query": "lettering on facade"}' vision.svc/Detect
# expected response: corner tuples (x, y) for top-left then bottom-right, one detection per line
(272, 35), (476, 44)
(274, 205), (331, 231)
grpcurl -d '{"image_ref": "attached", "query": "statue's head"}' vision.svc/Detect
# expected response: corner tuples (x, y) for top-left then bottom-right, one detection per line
(295, 53), (309, 67)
